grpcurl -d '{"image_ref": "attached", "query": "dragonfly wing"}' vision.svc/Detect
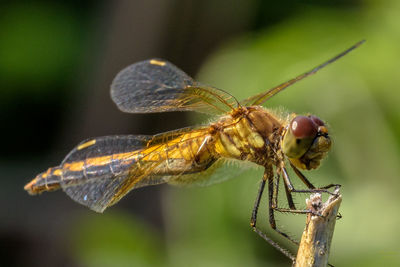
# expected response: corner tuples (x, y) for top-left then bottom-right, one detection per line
(63, 172), (170, 213)
(168, 158), (262, 187)
(60, 135), (169, 213)
(111, 59), (237, 115)
(59, 125), (212, 213)
(61, 135), (150, 163)
(241, 40), (365, 106)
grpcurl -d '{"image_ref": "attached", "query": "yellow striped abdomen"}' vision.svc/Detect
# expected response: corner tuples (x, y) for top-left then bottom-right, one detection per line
(25, 129), (216, 195)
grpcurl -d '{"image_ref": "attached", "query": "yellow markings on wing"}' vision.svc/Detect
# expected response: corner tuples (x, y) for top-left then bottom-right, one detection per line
(149, 59), (166, 66)
(77, 139), (96, 150)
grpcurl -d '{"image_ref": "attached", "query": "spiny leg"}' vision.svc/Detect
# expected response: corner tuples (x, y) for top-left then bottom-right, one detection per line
(283, 167), (337, 196)
(290, 162), (315, 189)
(290, 163), (341, 191)
(288, 168), (339, 267)
(290, 164), (342, 222)
(271, 173), (279, 208)
(274, 166), (340, 267)
(271, 168), (336, 267)
(268, 172), (300, 246)
(275, 167), (344, 223)
(268, 167), (327, 217)
(250, 174), (266, 228)
(277, 172), (311, 214)
(282, 173), (296, 210)
(250, 168), (296, 262)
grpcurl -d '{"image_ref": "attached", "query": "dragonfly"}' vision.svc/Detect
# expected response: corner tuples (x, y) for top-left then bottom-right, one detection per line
(25, 40), (364, 262)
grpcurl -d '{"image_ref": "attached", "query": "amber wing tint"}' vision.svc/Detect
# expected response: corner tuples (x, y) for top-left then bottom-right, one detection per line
(240, 40), (365, 107)
(59, 126), (216, 212)
(111, 59), (238, 115)
(59, 135), (154, 212)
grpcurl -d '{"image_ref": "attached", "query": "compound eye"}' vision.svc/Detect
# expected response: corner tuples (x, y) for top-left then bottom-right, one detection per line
(309, 115), (325, 127)
(291, 116), (318, 139)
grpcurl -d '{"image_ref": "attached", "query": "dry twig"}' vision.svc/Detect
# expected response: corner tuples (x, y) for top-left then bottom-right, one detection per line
(294, 188), (342, 267)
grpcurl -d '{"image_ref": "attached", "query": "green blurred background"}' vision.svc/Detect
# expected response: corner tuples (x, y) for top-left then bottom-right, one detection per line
(1, 0), (399, 266)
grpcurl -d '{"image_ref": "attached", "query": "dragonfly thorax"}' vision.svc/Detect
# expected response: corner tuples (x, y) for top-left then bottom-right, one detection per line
(213, 106), (283, 166)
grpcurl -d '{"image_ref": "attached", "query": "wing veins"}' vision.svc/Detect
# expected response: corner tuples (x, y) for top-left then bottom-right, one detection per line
(107, 128), (214, 206)
(111, 59), (239, 115)
(241, 40), (365, 106)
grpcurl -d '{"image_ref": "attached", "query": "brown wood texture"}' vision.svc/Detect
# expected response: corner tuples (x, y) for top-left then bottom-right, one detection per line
(295, 188), (342, 267)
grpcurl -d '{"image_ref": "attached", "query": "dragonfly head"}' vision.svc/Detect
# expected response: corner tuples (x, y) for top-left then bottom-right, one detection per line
(282, 115), (331, 170)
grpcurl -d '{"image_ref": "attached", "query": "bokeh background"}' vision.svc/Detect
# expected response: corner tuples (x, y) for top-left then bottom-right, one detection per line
(1, 0), (399, 266)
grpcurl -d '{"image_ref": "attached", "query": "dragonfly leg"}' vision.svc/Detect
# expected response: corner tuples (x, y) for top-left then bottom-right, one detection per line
(281, 167), (339, 267)
(282, 173), (296, 210)
(290, 163), (341, 192)
(250, 174), (266, 228)
(252, 227), (296, 263)
(281, 166), (342, 220)
(273, 207), (322, 217)
(268, 173), (300, 246)
(250, 169), (296, 263)
(283, 167), (340, 196)
(319, 183), (342, 190)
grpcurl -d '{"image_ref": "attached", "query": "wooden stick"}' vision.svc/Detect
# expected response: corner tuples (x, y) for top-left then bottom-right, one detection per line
(294, 188), (342, 267)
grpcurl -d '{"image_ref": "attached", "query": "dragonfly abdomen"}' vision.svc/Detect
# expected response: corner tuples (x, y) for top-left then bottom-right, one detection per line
(143, 132), (216, 175)
(25, 152), (138, 195)
(24, 166), (62, 194)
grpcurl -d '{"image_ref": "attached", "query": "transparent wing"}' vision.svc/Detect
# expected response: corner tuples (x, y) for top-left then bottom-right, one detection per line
(110, 59), (238, 115)
(59, 126), (214, 213)
(168, 158), (262, 187)
(241, 40), (365, 106)
(60, 135), (161, 212)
